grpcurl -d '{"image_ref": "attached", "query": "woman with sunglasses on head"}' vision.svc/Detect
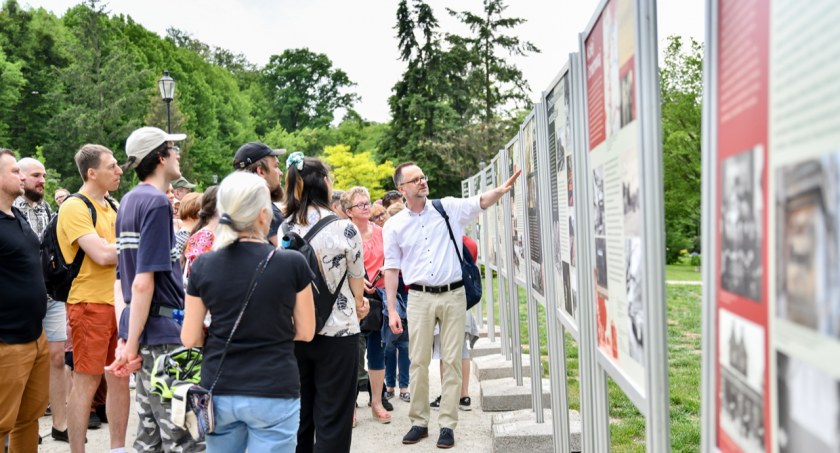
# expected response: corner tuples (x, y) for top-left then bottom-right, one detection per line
(282, 152), (369, 453)
(181, 172), (316, 452)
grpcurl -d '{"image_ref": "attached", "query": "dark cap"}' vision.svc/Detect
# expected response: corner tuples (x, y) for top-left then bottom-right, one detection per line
(233, 142), (286, 170)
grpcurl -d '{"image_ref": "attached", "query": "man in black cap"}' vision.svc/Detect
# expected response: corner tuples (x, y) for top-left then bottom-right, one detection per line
(233, 142), (285, 245)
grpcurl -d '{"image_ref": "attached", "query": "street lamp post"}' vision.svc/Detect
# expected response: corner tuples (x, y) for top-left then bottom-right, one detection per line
(158, 70), (176, 133)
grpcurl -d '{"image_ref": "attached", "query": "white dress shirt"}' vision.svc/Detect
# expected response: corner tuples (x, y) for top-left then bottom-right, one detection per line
(383, 196), (482, 286)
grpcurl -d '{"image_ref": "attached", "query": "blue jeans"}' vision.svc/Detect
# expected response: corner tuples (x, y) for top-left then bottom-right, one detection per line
(385, 337), (410, 389)
(207, 395), (300, 453)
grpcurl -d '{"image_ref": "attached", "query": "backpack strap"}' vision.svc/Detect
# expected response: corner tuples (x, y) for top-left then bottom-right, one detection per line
(64, 193), (98, 270)
(431, 199), (464, 264)
(281, 214), (340, 240)
(303, 214), (340, 241)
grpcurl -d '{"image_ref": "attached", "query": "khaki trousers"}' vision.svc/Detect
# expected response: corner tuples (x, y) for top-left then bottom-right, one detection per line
(0, 331), (49, 453)
(407, 286), (467, 430)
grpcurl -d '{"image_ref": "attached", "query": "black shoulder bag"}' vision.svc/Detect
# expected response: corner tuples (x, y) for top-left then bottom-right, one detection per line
(431, 199), (483, 310)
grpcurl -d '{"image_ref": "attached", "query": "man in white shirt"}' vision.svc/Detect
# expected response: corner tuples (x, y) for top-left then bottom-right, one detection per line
(383, 162), (519, 449)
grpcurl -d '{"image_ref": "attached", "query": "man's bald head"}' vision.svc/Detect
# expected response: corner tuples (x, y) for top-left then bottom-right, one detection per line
(17, 157), (46, 203)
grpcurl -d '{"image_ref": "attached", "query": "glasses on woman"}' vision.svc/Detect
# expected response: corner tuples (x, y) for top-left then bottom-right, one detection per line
(350, 202), (371, 210)
(371, 214), (385, 222)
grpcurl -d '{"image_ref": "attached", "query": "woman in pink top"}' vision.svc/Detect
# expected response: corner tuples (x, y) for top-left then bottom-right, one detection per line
(342, 186), (392, 424)
(182, 185), (218, 285)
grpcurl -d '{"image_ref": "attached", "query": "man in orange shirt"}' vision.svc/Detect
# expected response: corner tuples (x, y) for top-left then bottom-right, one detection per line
(58, 144), (129, 453)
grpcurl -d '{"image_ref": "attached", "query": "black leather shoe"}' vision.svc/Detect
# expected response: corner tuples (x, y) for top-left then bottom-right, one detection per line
(51, 427), (69, 442)
(88, 412), (101, 430)
(437, 428), (455, 449)
(382, 398), (394, 411)
(402, 425), (429, 444)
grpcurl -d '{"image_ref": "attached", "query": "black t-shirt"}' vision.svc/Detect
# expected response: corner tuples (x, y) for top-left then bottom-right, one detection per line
(268, 204), (284, 242)
(187, 242), (313, 398)
(0, 207), (47, 343)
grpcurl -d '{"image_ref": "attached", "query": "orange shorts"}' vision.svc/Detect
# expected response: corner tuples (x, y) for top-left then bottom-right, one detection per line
(67, 303), (117, 375)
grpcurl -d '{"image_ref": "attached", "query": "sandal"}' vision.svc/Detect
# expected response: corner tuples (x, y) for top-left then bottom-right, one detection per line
(399, 392), (411, 402)
(371, 406), (392, 424)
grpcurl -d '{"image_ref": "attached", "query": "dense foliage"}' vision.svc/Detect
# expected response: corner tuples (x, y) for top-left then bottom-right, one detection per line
(661, 36), (703, 263)
(0, 1), (702, 254)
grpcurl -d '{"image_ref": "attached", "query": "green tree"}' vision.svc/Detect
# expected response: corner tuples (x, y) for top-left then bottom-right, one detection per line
(45, 1), (150, 191)
(661, 35), (703, 263)
(447, 0), (539, 162)
(380, 0), (466, 196)
(0, 47), (24, 144)
(322, 144), (395, 199)
(261, 48), (359, 132)
(0, 0), (70, 154)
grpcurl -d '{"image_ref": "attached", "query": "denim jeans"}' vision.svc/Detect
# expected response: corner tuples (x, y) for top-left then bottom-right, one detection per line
(385, 337), (410, 389)
(207, 395), (300, 453)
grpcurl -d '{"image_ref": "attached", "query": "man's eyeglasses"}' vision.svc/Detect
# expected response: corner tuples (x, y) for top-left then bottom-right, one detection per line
(350, 202), (371, 210)
(400, 175), (427, 187)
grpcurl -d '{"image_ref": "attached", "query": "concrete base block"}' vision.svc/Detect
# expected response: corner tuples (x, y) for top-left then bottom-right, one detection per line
(472, 354), (531, 381)
(470, 337), (501, 358)
(480, 377), (551, 412)
(492, 409), (582, 453)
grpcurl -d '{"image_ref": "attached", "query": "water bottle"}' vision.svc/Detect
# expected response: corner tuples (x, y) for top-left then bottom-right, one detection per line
(172, 309), (185, 325)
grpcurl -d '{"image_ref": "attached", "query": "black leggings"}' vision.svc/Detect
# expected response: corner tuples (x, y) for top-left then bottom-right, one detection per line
(295, 334), (359, 453)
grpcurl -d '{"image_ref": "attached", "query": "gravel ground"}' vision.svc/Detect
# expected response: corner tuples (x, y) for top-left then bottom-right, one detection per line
(37, 359), (494, 452)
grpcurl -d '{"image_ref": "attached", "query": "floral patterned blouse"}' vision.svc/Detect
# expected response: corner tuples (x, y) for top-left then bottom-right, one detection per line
(183, 227), (214, 285)
(284, 207), (365, 337)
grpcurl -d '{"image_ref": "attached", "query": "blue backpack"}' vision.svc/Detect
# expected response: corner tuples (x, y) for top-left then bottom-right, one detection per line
(431, 199), (482, 309)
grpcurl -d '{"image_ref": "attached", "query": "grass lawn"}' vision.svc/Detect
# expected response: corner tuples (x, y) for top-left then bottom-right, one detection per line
(488, 273), (701, 451)
(665, 263), (702, 282)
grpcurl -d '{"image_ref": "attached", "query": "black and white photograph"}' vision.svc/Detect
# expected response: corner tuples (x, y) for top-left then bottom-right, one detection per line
(620, 68), (634, 128)
(626, 237), (644, 364)
(596, 237), (609, 290)
(569, 214), (576, 267)
(718, 309), (765, 453)
(567, 155), (574, 207)
(593, 165), (606, 236)
(720, 146), (764, 302)
(562, 261), (573, 316)
(777, 352), (840, 453)
(776, 153), (840, 339)
(623, 147), (641, 237)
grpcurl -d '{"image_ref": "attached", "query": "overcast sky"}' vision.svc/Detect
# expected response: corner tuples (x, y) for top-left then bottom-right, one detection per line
(22, 0), (704, 123)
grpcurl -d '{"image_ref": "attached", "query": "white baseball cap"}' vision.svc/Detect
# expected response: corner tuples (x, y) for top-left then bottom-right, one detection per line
(122, 127), (187, 170)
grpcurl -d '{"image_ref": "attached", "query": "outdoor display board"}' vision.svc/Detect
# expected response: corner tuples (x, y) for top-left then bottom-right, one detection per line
(495, 148), (509, 277)
(471, 172), (482, 248)
(544, 66), (580, 326)
(507, 137), (527, 286)
(522, 115), (546, 300)
(583, 0), (645, 392)
(485, 158), (498, 270)
(702, 0), (840, 452)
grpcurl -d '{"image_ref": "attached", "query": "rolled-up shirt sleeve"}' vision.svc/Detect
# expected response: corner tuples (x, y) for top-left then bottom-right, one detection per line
(382, 220), (402, 271)
(444, 195), (483, 228)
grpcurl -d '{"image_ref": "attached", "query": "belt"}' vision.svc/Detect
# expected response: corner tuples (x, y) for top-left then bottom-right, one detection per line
(409, 280), (464, 294)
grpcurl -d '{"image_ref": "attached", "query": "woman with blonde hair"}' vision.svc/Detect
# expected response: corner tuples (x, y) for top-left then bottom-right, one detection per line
(369, 203), (389, 228)
(182, 171), (316, 452)
(282, 152), (368, 453)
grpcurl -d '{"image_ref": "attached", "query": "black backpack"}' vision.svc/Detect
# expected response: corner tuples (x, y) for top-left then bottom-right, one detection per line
(281, 215), (347, 332)
(40, 194), (116, 301)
